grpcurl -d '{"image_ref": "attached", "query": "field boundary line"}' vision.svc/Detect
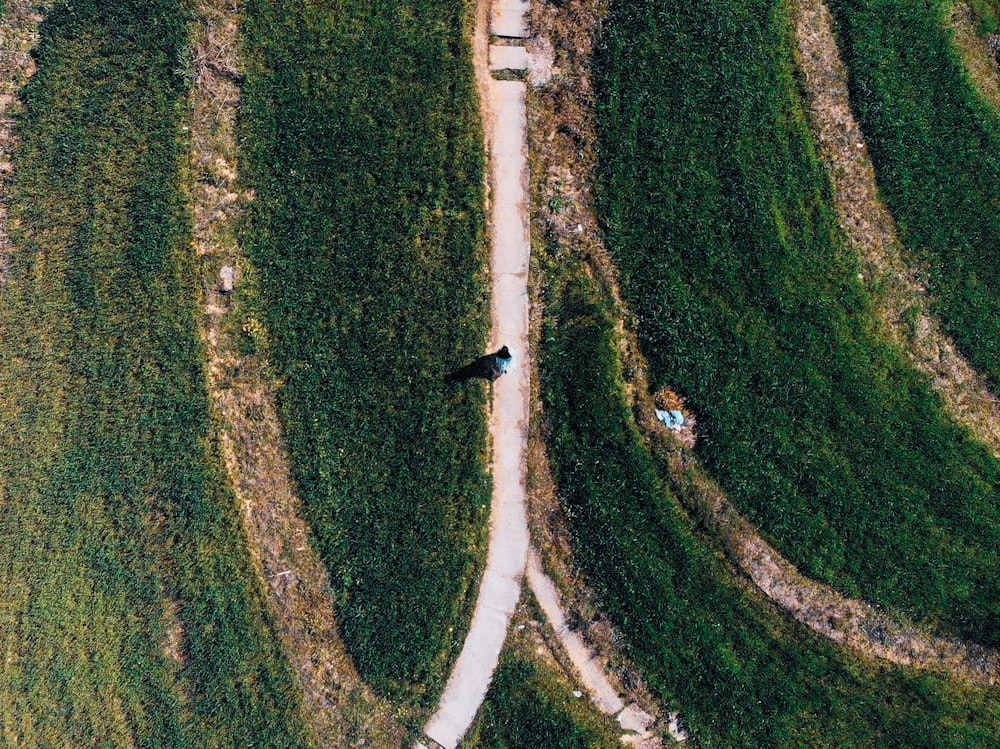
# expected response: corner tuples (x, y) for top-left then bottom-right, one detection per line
(186, 2), (401, 746)
(793, 0), (1000, 458)
(525, 0), (999, 688)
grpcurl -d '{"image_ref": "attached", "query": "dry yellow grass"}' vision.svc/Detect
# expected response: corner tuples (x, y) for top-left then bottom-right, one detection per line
(186, 2), (404, 745)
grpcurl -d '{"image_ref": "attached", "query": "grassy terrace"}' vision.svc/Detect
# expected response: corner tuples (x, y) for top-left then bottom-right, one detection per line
(539, 270), (1000, 747)
(469, 652), (618, 749)
(593, 0), (1000, 646)
(0, 1), (312, 746)
(240, 0), (490, 700)
(827, 0), (1000, 384)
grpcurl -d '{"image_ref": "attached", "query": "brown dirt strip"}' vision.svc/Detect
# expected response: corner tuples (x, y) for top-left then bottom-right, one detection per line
(0, 1), (49, 285)
(950, 0), (1000, 112)
(527, 0), (1000, 688)
(187, 2), (402, 746)
(793, 0), (1000, 458)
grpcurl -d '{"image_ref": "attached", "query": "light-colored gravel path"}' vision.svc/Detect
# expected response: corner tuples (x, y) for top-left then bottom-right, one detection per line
(420, 3), (532, 748)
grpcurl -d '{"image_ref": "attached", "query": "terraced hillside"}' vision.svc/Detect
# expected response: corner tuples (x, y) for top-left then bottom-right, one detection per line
(827, 0), (1000, 384)
(0, 1), (314, 745)
(538, 266), (1000, 747)
(594, 0), (1000, 648)
(3, 0), (1000, 744)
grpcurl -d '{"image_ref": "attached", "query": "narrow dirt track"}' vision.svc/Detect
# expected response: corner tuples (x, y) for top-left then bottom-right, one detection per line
(0, 1), (50, 283)
(793, 0), (1000, 458)
(188, 3), (401, 746)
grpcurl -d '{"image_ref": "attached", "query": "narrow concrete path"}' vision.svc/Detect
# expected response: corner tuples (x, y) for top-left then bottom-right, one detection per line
(420, 3), (532, 748)
(188, 3), (401, 746)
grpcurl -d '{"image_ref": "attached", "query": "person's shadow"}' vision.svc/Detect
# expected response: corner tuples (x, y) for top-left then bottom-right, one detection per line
(445, 346), (512, 384)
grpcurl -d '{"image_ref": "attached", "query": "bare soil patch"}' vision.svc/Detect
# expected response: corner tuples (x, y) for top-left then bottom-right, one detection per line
(950, 1), (1000, 112)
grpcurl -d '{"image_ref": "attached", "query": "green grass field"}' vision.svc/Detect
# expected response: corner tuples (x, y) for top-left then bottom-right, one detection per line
(239, 0), (491, 701)
(538, 267), (1000, 747)
(826, 0), (1000, 384)
(593, 0), (1000, 647)
(0, 1), (314, 746)
(469, 650), (619, 749)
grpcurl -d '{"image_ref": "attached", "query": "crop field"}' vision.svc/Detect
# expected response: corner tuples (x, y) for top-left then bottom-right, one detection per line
(0, 1), (313, 746)
(826, 0), (1000, 384)
(593, 0), (1000, 647)
(538, 267), (1000, 747)
(239, 0), (490, 701)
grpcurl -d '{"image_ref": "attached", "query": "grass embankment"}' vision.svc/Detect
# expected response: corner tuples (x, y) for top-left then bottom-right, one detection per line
(593, 0), (1000, 646)
(539, 270), (1000, 747)
(0, 2), (313, 746)
(240, 0), (490, 701)
(825, 0), (1000, 383)
(470, 654), (618, 749)
(467, 602), (620, 749)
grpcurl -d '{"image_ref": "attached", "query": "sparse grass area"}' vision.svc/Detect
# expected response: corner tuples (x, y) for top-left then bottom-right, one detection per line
(593, 0), (1000, 647)
(826, 0), (1000, 384)
(0, 1), (313, 746)
(239, 0), (490, 702)
(539, 267), (1000, 747)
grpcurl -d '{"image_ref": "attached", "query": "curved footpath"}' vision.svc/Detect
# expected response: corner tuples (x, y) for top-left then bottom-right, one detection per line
(188, 2), (400, 746)
(420, 2), (532, 746)
(793, 0), (1000, 457)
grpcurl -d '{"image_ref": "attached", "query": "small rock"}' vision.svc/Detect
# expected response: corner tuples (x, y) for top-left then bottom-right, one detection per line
(667, 713), (690, 742)
(618, 704), (655, 734)
(220, 265), (236, 293)
(572, 690), (583, 698)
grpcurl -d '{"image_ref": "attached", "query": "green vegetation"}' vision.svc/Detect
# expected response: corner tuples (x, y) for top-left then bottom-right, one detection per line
(0, 1), (312, 746)
(966, 0), (1000, 33)
(826, 0), (1000, 383)
(469, 652), (619, 749)
(539, 268), (1000, 747)
(593, 0), (1000, 646)
(240, 0), (490, 700)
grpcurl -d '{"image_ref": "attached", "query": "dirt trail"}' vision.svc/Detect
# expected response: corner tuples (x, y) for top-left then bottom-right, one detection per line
(524, 0), (999, 688)
(950, 0), (1000, 112)
(187, 3), (401, 746)
(793, 0), (1000, 458)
